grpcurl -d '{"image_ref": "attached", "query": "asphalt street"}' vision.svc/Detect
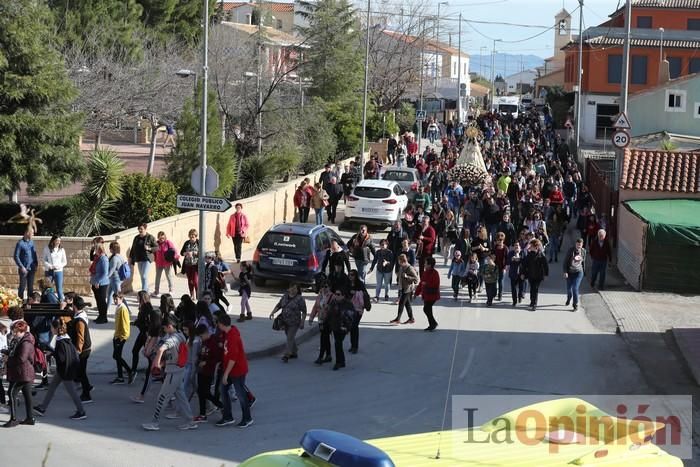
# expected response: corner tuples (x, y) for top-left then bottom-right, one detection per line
(0, 210), (652, 467)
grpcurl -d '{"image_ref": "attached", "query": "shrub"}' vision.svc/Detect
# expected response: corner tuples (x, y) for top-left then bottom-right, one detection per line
(114, 174), (179, 229)
(237, 156), (274, 199)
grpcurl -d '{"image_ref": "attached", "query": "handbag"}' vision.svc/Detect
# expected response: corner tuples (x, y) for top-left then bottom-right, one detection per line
(243, 236), (251, 244)
(272, 315), (285, 331)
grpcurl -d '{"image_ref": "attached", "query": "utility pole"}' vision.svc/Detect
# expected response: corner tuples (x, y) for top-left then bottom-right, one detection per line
(418, 16), (425, 149)
(256, 0), (263, 155)
(457, 12), (462, 123)
(491, 39), (497, 109)
(197, 0), (209, 298)
(575, 0), (584, 163)
(617, 0), (632, 186)
(359, 0), (371, 180)
(435, 2), (447, 94)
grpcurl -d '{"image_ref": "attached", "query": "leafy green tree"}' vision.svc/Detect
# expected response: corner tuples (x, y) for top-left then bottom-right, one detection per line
(67, 149), (124, 236)
(136, 0), (217, 45)
(166, 85), (237, 197)
(395, 102), (416, 134)
(298, 0), (362, 102)
(49, 0), (145, 61)
(298, 101), (337, 173)
(0, 0), (85, 199)
(323, 98), (364, 156)
(114, 173), (178, 228)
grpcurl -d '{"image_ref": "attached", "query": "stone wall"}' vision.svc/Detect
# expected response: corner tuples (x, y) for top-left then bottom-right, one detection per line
(0, 159), (350, 297)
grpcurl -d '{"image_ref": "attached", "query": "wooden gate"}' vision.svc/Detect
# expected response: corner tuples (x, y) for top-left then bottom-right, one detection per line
(585, 159), (618, 245)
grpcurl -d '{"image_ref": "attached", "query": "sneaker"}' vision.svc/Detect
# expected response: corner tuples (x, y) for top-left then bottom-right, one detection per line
(178, 422), (199, 430)
(402, 318), (415, 324)
(33, 406), (46, 417)
(127, 372), (136, 385)
(80, 395), (93, 404)
(20, 418), (35, 425)
(236, 419), (254, 428)
(142, 422), (160, 431)
(565, 298), (571, 306)
(193, 415), (208, 423)
(384, 296), (389, 302)
(110, 377), (125, 385)
(573, 304), (578, 311)
(165, 413), (181, 420)
(3, 419), (19, 428)
(131, 396), (145, 404)
(206, 406), (220, 416)
(389, 318), (400, 324)
(245, 314), (253, 320)
(215, 418), (236, 427)
(70, 411), (87, 420)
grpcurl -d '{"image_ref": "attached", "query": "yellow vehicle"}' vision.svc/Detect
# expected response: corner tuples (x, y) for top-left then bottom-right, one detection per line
(239, 398), (683, 467)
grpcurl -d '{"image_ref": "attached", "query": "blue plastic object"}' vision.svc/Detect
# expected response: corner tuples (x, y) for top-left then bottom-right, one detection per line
(300, 429), (396, 467)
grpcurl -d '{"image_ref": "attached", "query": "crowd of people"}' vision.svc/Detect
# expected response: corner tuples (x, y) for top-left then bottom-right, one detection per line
(1, 108), (615, 432)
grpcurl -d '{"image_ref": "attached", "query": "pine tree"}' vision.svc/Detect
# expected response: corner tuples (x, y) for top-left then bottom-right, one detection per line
(0, 0), (84, 198)
(165, 85), (236, 198)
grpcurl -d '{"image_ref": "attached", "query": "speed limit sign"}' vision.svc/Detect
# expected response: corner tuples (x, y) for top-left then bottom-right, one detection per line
(612, 129), (631, 149)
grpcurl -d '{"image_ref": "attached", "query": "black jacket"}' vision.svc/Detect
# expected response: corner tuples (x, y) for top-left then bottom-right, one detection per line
(386, 228), (408, 255)
(371, 249), (394, 274)
(522, 250), (549, 282)
(54, 336), (80, 380)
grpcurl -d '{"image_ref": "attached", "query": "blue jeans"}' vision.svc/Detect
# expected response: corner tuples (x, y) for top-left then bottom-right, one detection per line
(548, 235), (560, 262)
(137, 261), (151, 292)
(18, 268), (35, 300)
(375, 271), (391, 298)
(108, 277), (122, 305)
(590, 259), (607, 289)
(396, 158), (405, 168)
(53, 270), (64, 300)
(314, 208), (324, 225)
(566, 270), (584, 306)
(221, 374), (251, 422)
(355, 259), (369, 282)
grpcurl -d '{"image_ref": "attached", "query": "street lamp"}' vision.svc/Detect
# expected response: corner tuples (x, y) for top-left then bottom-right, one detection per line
(480, 46), (487, 77)
(176, 68), (197, 97)
(434, 1), (448, 94)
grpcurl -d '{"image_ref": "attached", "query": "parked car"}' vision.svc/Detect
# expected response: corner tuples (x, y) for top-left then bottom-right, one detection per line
(381, 167), (420, 193)
(344, 180), (408, 227)
(239, 399), (683, 467)
(252, 223), (345, 289)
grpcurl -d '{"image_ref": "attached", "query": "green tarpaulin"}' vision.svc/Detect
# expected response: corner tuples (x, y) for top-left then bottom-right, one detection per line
(625, 199), (700, 294)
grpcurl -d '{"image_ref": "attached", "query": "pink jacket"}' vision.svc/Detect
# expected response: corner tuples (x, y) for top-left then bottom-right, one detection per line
(226, 211), (249, 238)
(154, 239), (179, 268)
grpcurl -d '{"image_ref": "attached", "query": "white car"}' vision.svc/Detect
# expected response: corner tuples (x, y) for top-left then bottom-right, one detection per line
(344, 180), (408, 226)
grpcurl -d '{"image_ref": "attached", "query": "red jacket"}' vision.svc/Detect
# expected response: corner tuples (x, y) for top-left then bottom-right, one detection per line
(549, 190), (564, 205)
(226, 211), (249, 238)
(293, 187), (310, 208)
(198, 334), (223, 376)
(416, 225), (437, 256)
(223, 326), (248, 377)
(416, 268), (440, 301)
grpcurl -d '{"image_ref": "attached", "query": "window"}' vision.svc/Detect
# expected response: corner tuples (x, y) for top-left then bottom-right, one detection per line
(668, 57), (682, 79)
(665, 90), (686, 112)
(608, 54), (623, 84)
(596, 104), (619, 139)
(559, 19), (568, 35)
(637, 16), (652, 28)
(277, 19), (283, 30)
(694, 102), (700, 119)
(688, 19), (700, 30)
(690, 58), (700, 74)
(631, 55), (648, 84)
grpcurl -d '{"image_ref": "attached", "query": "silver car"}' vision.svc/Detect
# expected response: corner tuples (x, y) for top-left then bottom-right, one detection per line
(381, 168), (420, 193)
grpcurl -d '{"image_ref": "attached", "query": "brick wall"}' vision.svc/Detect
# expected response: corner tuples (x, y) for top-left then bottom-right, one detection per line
(0, 159), (351, 297)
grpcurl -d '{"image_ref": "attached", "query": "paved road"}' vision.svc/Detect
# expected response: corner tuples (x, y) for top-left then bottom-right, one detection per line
(1, 208), (651, 466)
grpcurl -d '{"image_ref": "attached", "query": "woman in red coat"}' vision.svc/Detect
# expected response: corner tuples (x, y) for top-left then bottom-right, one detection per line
(415, 257), (440, 332)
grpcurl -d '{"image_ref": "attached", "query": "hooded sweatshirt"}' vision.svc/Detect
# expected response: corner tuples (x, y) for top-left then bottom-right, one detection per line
(68, 310), (92, 354)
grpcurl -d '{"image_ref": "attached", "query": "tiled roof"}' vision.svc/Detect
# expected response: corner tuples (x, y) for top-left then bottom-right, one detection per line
(586, 36), (700, 48)
(610, 0), (700, 15)
(621, 149), (700, 192)
(219, 1), (294, 12)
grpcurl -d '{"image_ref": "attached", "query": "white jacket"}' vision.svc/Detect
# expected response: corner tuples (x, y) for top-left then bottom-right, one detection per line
(43, 246), (67, 272)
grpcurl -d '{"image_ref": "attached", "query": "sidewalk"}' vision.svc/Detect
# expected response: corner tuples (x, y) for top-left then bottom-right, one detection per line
(83, 241), (318, 375)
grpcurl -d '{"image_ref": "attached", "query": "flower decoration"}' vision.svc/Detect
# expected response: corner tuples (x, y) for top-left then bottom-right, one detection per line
(0, 287), (22, 316)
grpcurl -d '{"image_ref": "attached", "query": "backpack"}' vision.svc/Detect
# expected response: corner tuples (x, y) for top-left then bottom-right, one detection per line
(34, 346), (47, 375)
(118, 261), (131, 281)
(176, 335), (189, 368)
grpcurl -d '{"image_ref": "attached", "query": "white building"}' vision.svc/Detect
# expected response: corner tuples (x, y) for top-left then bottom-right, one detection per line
(505, 69), (538, 94)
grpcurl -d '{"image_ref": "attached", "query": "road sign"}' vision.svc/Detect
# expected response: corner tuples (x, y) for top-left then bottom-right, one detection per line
(176, 194), (231, 212)
(416, 110), (426, 120)
(611, 129), (631, 149)
(612, 112), (632, 130)
(191, 166), (219, 195)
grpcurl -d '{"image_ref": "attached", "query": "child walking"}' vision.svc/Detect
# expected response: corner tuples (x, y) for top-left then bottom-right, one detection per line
(465, 252), (480, 302)
(483, 254), (499, 307)
(193, 324), (223, 423)
(237, 262), (253, 322)
(447, 250), (466, 300)
(111, 293), (133, 385)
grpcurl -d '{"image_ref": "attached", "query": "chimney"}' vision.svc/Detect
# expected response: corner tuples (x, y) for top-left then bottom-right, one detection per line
(659, 58), (670, 84)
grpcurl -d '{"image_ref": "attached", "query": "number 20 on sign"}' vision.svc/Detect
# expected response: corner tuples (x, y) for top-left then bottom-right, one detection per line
(612, 129), (630, 149)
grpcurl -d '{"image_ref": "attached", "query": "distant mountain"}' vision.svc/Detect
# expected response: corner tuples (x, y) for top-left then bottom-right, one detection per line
(469, 53), (544, 79)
